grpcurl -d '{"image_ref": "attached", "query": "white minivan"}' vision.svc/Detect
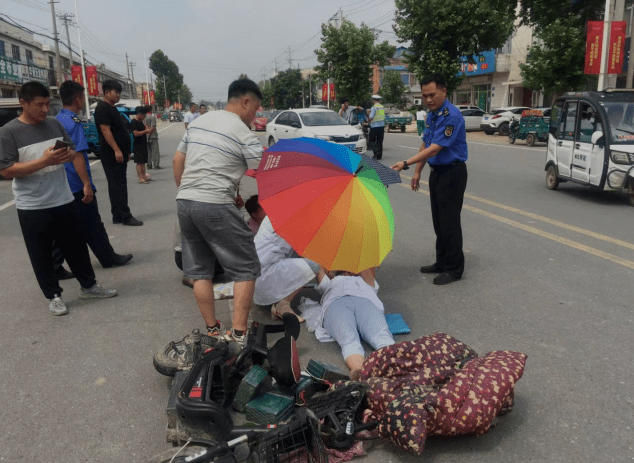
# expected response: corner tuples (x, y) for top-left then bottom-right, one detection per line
(545, 90), (634, 206)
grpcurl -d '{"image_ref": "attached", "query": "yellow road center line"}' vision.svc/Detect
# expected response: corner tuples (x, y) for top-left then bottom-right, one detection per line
(399, 173), (634, 252)
(396, 182), (634, 270)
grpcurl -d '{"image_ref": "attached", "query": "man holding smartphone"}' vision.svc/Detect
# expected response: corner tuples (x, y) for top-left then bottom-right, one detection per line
(94, 79), (143, 226)
(0, 82), (118, 315)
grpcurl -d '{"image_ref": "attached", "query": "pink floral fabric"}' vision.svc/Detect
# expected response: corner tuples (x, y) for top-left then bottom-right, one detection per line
(360, 332), (527, 455)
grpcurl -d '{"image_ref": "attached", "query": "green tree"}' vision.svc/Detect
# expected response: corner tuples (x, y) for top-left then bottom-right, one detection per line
(269, 69), (303, 109)
(315, 20), (394, 105)
(380, 70), (409, 108)
(519, 17), (588, 95)
(394, 0), (516, 94)
(149, 50), (184, 107)
(180, 84), (194, 105)
(518, 0), (605, 93)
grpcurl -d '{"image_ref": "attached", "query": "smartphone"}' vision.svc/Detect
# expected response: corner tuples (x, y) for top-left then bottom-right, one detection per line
(54, 140), (70, 150)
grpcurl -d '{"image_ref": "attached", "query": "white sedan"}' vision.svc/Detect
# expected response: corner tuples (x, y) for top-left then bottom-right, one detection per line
(460, 108), (486, 131)
(266, 109), (367, 154)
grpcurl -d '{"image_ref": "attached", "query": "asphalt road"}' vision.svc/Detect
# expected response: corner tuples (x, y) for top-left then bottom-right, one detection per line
(0, 122), (632, 463)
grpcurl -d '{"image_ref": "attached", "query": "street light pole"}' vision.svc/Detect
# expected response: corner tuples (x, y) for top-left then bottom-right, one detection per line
(598, 0), (614, 90)
(74, 0), (90, 119)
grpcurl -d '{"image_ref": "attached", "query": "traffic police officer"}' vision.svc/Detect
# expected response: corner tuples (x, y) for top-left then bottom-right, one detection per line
(367, 94), (385, 160)
(56, 80), (133, 268)
(391, 73), (468, 285)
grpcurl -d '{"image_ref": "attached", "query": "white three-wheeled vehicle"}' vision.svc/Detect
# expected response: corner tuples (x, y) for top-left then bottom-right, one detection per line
(545, 90), (634, 206)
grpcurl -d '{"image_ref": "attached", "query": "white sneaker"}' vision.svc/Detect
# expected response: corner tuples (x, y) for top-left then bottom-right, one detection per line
(49, 295), (68, 316)
(80, 283), (118, 299)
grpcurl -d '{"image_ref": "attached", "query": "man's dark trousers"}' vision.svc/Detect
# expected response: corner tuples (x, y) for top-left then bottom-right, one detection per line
(72, 190), (118, 266)
(369, 126), (384, 160)
(17, 202), (96, 299)
(429, 161), (468, 278)
(100, 154), (132, 222)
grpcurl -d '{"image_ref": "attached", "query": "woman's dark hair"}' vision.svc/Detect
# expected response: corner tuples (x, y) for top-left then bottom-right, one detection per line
(420, 73), (446, 89)
(59, 81), (84, 105)
(245, 195), (260, 216)
(102, 79), (122, 94)
(19, 81), (50, 102)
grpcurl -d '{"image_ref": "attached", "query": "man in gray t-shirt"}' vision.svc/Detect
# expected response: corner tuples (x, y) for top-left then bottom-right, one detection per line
(0, 81), (117, 316)
(144, 105), (160, 169)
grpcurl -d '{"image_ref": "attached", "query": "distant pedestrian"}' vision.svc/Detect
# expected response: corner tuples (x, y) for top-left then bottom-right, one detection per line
(367, 94), (385, 160)
(0, 81), (118, 315)
(173, 78), (264, 345)
(131, 106), (154, 184)
(144, 105), (161, 169)
(183, 103), (198, 129)
(416, 105), (427, 137)
(94, 79), (143, 226)
(56, 80), (133, 269)
(391, 73), (468, 285)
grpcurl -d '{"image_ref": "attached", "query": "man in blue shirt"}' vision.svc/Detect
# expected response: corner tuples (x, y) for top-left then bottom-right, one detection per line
(391, 74), (468, 285)
(56, 81), (133, 268)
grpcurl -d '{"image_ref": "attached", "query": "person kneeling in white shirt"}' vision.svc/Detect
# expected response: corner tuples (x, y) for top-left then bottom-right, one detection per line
(315, 266), (394, 380)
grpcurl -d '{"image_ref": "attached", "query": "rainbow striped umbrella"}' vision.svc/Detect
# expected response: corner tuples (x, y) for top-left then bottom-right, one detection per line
(256, 138), (395, 273)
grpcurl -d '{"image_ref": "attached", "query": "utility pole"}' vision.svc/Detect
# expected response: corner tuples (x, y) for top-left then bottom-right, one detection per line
(74, 0), (90, 119)
(627, 5), (634, 88)
(288, 46), (292, 69)
(274, 58), (277, 77)
(58, 13), (74, 65)
(162, 75), (167, 108)
(130, 62), (136, 98)
(125, 53), (130, 79)
(49, 0), (63, 86)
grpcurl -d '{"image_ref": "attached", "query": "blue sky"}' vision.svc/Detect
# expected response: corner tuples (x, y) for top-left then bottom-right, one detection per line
(4, 0), (399, 102)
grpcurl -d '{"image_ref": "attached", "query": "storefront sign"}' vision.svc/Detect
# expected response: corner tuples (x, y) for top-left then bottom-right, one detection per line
(0, 56), (48, 84)
(458, 50), (496, 76)
(585, 21), (603, 74)
(608, 21), (626, 74)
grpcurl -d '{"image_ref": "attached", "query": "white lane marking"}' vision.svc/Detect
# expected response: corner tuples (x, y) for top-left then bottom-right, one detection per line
(158, 122), (177, 133)
(0, 199), (15, 212)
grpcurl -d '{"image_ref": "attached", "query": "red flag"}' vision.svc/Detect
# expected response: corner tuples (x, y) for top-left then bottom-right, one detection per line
(86, 66), (99, 96)
(142, 91), (149, 105)
(71, 65), (83, 84)
(608, 21), (626, 74)
(149, 90), (155, 105)
(584, 21), (603, 75)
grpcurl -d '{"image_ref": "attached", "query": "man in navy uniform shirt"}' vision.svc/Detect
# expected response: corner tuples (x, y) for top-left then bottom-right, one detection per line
(392, 73), (468, 285)
(56, 81), (133, 268)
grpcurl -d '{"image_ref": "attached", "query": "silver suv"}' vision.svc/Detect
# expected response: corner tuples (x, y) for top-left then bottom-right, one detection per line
(480, 106), (531, 136)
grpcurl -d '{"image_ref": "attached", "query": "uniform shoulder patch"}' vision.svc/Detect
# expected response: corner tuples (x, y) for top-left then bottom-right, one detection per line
(72, 116), (81, 123)
(444, 125), (454, 137)
(443, 108), (449, 116)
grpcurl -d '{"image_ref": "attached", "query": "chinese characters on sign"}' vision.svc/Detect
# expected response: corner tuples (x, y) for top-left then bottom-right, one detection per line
(321, 83), (335, 101)
(70, 65), (99, 95)
(1, 55), (48, 84)
(608, 21), (626, 74)
(458, 50), (496, 76)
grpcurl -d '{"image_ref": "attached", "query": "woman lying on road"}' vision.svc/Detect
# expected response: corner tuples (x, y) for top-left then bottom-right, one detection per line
(253, 216), (320, 321)
(315, 266), (394, 380)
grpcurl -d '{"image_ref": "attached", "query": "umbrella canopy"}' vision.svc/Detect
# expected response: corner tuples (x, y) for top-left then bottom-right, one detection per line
(256, 138), (395, 273)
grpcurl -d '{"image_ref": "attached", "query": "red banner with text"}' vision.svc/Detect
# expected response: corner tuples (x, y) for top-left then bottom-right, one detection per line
(142, 91), (149, 105)
(584, 21), (603, 75)
(321, 83), (335, 101)
(71, 65), (83, 84)
(164, 100), (170, 108)
(608, 21), (626, 74)
(86, 66), (99, 96)
(149, 90), (155, 105)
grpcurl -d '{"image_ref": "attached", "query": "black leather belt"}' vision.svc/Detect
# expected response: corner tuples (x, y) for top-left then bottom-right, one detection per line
(429, 161), (464, 172)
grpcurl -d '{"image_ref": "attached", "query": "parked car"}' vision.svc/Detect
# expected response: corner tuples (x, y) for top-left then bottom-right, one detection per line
(267, 110), (282, 123)
(266, 108), (367, 154)
(308, 105), (329, 110)
(534, 107), (552, 123)
(460, 108), (486, 131)
(480, 106), (532, 135)
(253, 111), (270, 131)
(456, 105), (482, 111)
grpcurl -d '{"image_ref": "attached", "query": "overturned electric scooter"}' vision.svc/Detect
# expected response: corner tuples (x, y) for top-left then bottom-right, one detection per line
(163, 314), (303, 445)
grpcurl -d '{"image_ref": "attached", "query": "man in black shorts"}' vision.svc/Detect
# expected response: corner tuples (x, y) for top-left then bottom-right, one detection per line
(130, 106), (154, 184)
(94, 79), (143, 226)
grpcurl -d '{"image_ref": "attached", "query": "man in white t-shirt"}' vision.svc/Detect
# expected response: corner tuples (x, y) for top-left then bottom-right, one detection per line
(416, 105), (427, 137)
(183, 103), (198, 129)
(173, 79), (264, 344)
